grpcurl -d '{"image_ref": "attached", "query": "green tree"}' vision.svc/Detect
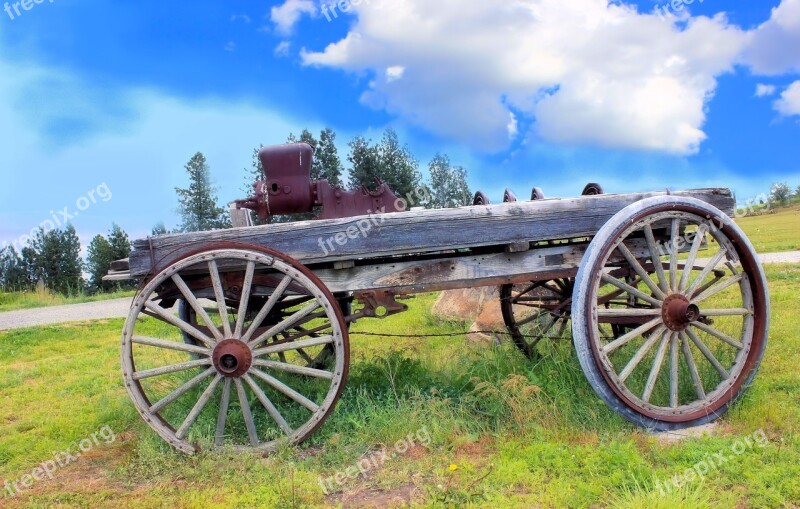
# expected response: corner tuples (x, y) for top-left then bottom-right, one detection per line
(377, 128), (422, 200)
(242, 145), (265, 196)
(27, 226), (83, 295)
(428, 154), (472, 209)
(176, 152), (231, 232)
(0, 246), (29, 291)
(86, 234), (114, 292)
(770, 182), (792, 205)
(107, 223), (132, 260)
(316, 128), (344, 186)
(347, 135), (382, 191)
(152, 222), (168, 236)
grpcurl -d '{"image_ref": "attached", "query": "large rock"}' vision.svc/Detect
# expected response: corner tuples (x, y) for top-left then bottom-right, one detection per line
(432, 287), (507, 344)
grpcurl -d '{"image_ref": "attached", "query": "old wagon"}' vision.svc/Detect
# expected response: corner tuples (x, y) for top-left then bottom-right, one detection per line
(109, 143), (769, 454)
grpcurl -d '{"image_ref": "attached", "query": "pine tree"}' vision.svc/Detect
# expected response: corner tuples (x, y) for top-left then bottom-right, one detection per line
(107, 223), (132, 260)
(316, 128), (344, 186)
(86, 234), (114, 292)
(428, 153), (472, 209)
(377, 128), (422, 200)
(27, 226), (83, 294)
(347, 136), (382, 191)
(176, 152), (231, 232)
(152, 222), (168, 236)
(0, 246), (29, 291)
(242, 146), (265, 195)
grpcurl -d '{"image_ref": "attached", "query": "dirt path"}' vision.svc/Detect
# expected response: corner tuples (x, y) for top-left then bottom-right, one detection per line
(1, 251), (798, 332)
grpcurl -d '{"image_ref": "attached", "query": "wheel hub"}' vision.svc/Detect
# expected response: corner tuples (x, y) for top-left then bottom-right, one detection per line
(662, 294), (700, 332)
(212, 339), (253, 378)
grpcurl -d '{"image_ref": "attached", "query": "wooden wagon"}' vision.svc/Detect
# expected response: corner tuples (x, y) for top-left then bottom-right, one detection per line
(111, 144), (769, 454)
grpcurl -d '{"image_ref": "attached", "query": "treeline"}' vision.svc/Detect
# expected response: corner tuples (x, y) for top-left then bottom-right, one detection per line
(769, 182), (800, 206)
(0, 224), (132, 294)
(154, 127), (473, 233)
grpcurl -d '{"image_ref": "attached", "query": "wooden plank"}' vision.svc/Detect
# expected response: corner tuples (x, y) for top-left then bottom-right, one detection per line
(129, 189), (734, 278)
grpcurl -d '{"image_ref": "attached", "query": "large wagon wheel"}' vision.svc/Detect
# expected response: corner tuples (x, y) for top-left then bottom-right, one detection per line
(572, 196), (769, 431)
(500, 279), (574, 359)
(122, 247), (349, 453)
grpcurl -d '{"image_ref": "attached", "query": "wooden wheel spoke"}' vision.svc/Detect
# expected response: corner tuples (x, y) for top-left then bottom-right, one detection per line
(253, 336), (334, 357)
(692, 274), (745, 304)
(669, 333), (679, 408)
(254, 359), (335, 380)
(176, 375), (223, 440)
(597, 308), (662, 318)
(234, 261), (256, 338)
(600, 274), (661, 307)
(244, 374), (293, 435)
(644, 224), (669, 293)
(603, 319), (663, 354)
(512, 282), (545, 301)
(618, 326), (666, 383)
(250, 301), (323, 349)
(251, 369), (320, 412)
(172, 273), (225, 342)
(150, 367), (216, 414)
(642, 332), (671, 403)
(241, 275), (293, 343)
(208, 260), (233, 338)
(669, 219), (680, 292)
(215, 378), (232, 446)
(691, 322), (744, 350)
(686, 248), (728, 297)
(144, 302), (216, 348)
(685, 328), (730, 379)
(680, 332), (706, 400)
(680, 225), (708, 291)
(133, 336), (211, 356)
(133, 359), (212, 380)
(515, 309), (546, 328)
(701, 308), (752, 317)
(617, 242), (666, 300)
(234, 378), (260, 446)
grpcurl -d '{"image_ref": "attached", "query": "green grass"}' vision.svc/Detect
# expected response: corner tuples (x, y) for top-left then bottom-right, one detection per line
(736, 204), (800, 254)
(1, 268), (799, 508)
(0, 289), (136, 313)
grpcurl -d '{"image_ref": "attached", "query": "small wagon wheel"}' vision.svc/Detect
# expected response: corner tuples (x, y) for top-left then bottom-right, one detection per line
(500, 279), (574, 359)
(122, 246), (349, 453)
(572, 196), (769, 430)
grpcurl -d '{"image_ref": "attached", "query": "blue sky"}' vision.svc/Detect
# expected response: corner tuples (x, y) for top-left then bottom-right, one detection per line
(0, 0), (798, 250)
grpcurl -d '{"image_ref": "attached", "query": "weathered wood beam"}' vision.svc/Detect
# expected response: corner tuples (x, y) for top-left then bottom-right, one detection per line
(129, 189), (734, 278)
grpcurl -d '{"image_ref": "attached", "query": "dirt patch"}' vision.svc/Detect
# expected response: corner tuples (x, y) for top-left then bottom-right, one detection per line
(330, 483), (420, 508)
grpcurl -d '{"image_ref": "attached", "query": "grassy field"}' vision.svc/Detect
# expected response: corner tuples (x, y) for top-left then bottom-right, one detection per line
(736, 204), (800, 254)
(0, 262), (798, 508)
(0, 289), (136, 313)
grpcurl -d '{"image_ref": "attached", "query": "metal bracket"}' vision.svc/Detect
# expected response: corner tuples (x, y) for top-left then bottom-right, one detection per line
(353, 290), (409, 319)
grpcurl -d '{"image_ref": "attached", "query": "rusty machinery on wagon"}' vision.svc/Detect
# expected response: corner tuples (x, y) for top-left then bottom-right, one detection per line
(108, 142), (769, 454)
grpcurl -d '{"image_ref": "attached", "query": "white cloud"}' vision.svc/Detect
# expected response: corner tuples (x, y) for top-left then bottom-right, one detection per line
(301, 0), (745, 154)
(274, 41), (292, 57)
(271, 0), (317, 35)
(224, 41), (236, 52)
(774, 81), (800, 116)
(743, 0), (800, 75)
(230, 14), (252, 24)
(755, 84), (777, 97)
(385, 65), (405, 82)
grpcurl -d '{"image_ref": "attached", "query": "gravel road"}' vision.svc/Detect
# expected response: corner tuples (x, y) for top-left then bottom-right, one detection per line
(1, 251), (798, 332)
